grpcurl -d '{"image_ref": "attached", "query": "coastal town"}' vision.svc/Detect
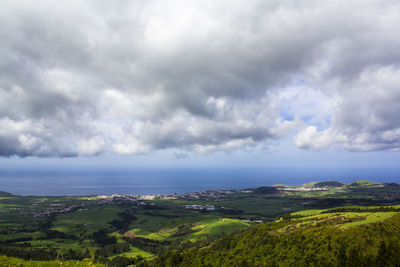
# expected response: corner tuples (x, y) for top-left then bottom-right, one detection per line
(27, 189), (243, 217)
(22, 184), (344, 218)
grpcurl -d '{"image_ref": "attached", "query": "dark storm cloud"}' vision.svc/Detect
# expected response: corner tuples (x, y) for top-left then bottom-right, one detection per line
(1, 0), (400, 156)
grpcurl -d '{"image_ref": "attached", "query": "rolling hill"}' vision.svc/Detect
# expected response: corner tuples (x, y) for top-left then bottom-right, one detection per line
(151, 206), (400, 266)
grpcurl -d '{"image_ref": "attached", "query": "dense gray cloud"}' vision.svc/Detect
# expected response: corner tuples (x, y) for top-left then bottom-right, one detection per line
(1, 0), (400, 157)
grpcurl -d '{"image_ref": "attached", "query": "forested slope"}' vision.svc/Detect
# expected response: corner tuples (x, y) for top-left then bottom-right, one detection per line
(150, 210), (400, 266)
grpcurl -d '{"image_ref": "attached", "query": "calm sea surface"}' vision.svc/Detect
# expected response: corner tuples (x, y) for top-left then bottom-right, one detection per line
(1, 167), (399, 196)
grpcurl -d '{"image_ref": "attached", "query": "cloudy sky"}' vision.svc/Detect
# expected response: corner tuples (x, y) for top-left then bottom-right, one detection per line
(1, 0), (400, 170)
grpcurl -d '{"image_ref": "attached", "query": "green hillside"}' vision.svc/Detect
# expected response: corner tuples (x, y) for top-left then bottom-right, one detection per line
(346, 180), (383, 187)
(151, 207), (400, 266)
(0, 256), (103, 267)
(1, 181), (400, 266)
(0, 191), (13, 197)
(314, 181), (344, 187)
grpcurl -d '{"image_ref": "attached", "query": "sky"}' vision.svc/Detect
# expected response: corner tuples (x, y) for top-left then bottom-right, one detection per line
(1, 0), (400, 172)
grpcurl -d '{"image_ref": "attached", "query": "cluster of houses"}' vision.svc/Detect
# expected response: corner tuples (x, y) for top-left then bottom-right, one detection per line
(184, 204), (216, 211)
(26, 189), (245, 218)
(32, 204), (82, 218)
(278, 186), (330, 192)
(95, 189), (236, 202)
(177, 190), (234, 200)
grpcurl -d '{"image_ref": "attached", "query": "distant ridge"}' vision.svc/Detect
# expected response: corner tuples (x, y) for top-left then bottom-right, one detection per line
(345, 180), (382, 187)
(273, 180), (387, 189)
(272, 184), (289, 188)
(252, 186), (280, 194)
(313, 181), (344, 187)
(0, 191), (13, 197)
(384, 182), (400, 188)
(301, 181), (344, 188)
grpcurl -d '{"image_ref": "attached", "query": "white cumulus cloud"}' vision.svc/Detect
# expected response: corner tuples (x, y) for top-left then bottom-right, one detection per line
(1, 0), (400, 156)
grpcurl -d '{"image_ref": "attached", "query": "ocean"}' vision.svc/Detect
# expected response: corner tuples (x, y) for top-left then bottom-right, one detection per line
(1, 167), (399, 196)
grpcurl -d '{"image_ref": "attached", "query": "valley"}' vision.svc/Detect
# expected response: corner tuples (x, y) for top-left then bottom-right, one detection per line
(0, 180), (399, 266)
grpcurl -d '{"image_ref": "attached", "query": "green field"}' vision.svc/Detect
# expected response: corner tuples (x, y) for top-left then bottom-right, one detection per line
(1, 180), (400, 266)
(0, 256), (103, 267)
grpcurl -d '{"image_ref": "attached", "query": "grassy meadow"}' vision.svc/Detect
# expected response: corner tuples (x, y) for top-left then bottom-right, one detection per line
(0, 181), (400, 265)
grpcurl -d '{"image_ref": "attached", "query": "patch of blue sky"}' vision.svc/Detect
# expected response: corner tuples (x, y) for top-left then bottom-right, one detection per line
(300, 114), (314, 123)
(280, 111), (295, 121)
(293, 79), (308, 86)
